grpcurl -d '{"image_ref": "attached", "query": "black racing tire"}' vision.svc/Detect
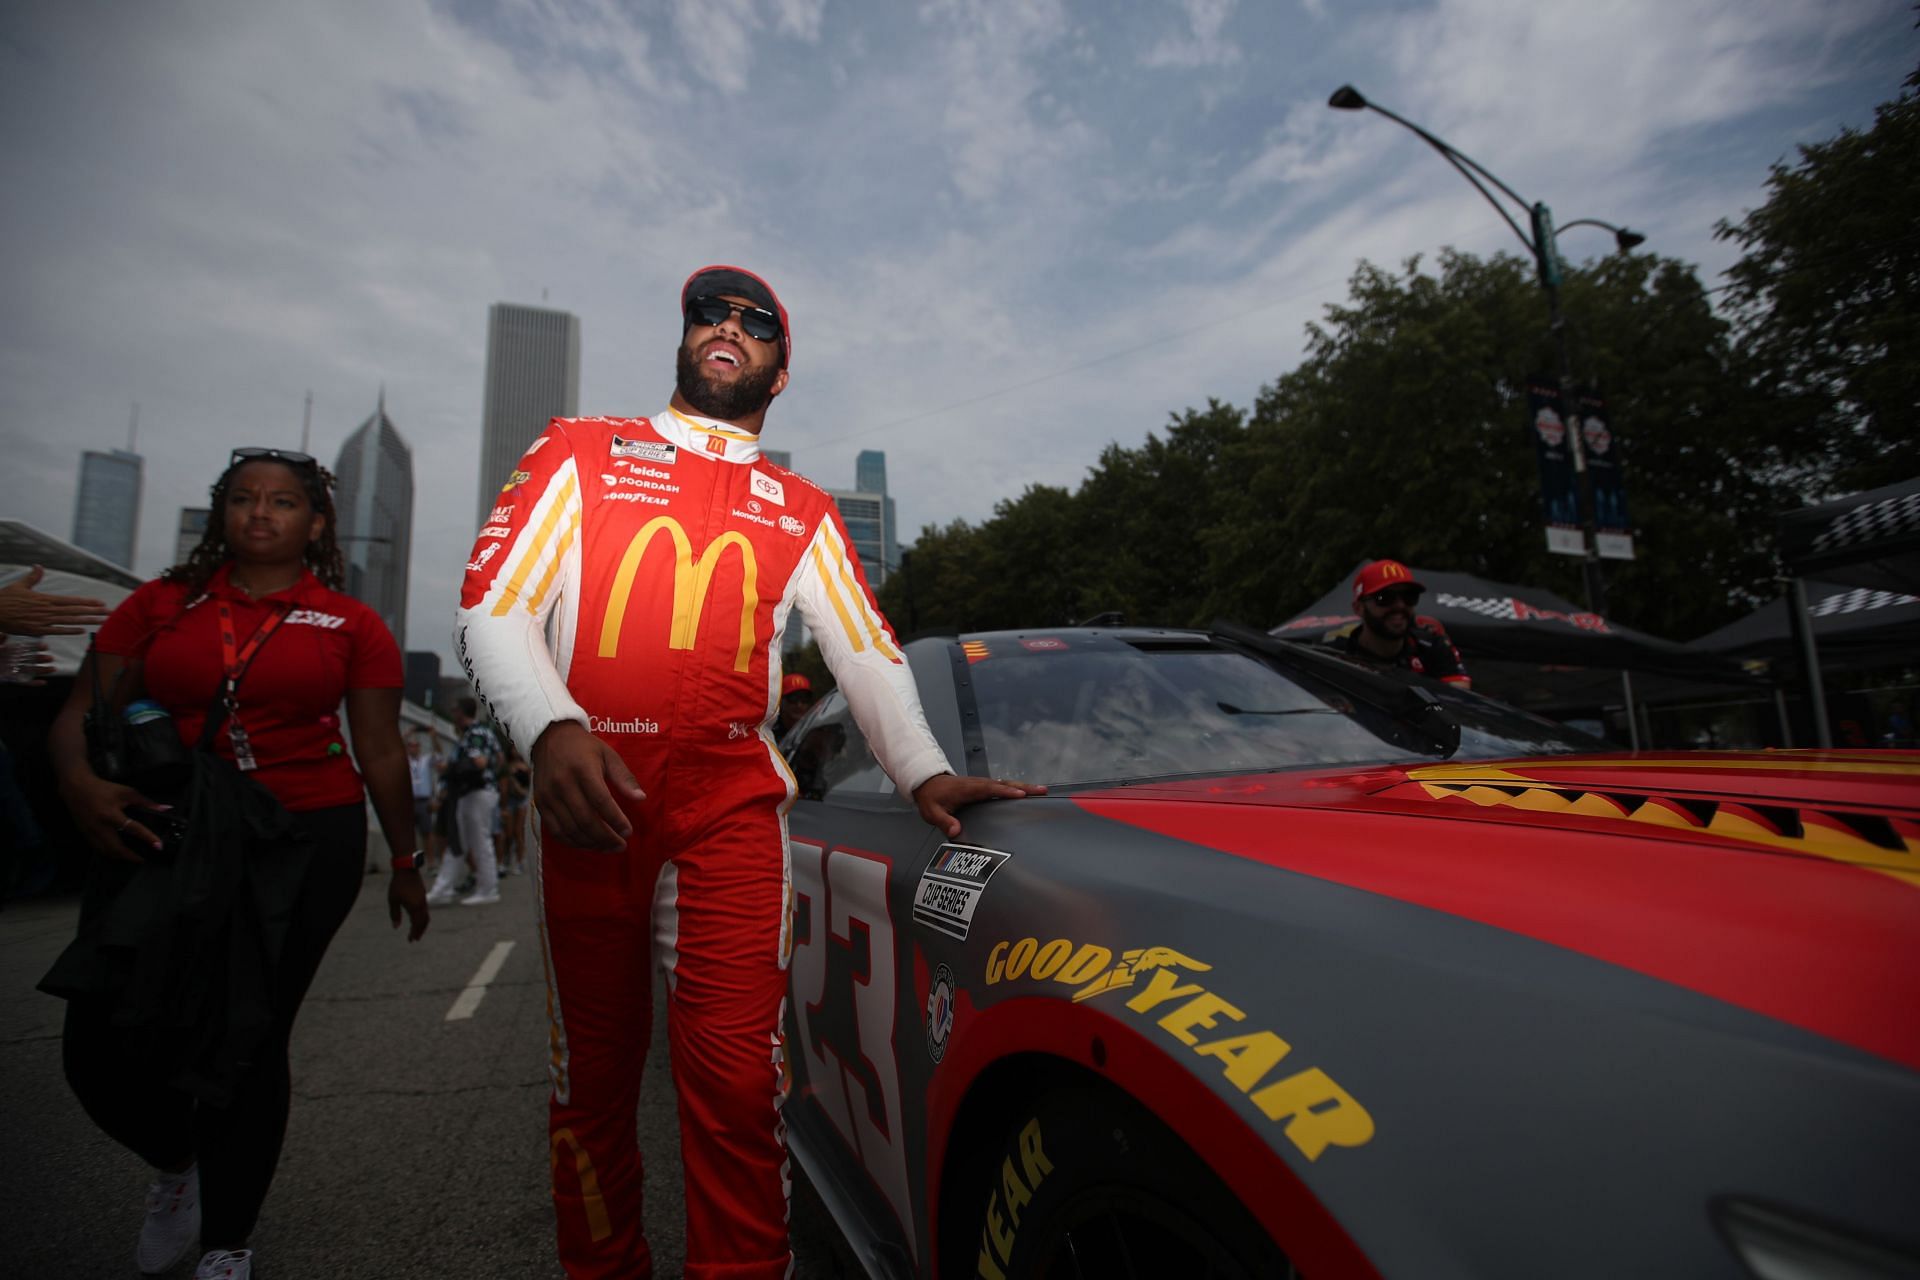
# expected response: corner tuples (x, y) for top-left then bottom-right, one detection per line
(951, 1083), (1294, 1280)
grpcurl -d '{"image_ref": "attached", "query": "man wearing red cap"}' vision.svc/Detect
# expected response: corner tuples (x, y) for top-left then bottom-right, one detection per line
(774, 672), (813, 741)
(454, 265), (1043, 1278)
(1330, 559), (1471, 688)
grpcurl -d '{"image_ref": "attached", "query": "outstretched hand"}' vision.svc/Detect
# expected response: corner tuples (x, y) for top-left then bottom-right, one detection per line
(912, 773), (1048, 839)
(531, 721), (646, 852)
(0, 566), (109, 638)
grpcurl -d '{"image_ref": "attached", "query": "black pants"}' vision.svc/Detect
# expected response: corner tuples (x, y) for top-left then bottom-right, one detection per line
(61, 802), (365, 1248)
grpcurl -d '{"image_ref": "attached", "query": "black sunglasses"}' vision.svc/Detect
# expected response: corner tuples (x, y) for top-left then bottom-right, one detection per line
(1366, 587), (1421, 607)
(686, 295), (782, 343)
(230, 446), (318, 471)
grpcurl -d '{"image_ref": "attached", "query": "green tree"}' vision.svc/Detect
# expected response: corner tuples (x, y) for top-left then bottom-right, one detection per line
(1715, 60), (1920, 493)
(1216, 249), (1788, 640)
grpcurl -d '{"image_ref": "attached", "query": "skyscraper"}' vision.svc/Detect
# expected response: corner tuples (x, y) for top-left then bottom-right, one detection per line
(827, 450), (897, 587)
(334, 392), (414, 648)
(477, 302), (581, 527)
(173, 507), (210, 566)
(856, 450), (899, 581)
(72, 448), (143, 569)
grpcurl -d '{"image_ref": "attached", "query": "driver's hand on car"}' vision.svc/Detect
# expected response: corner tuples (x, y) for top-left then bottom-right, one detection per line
(913, 773), (1047, 838)
(531, 720), (646, 852)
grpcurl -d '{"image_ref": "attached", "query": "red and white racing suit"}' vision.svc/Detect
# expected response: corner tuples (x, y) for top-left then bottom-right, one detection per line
(456, 409), (950, 1279)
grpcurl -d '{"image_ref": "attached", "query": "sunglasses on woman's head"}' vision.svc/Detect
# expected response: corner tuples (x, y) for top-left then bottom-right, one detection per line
(230, 446), (318, 471)
(685, 295), (782, 343)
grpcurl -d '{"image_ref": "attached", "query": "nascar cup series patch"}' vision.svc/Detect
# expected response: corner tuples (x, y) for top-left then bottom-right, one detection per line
(611, 434), (677, 464)
(912, 843), (1010, 941)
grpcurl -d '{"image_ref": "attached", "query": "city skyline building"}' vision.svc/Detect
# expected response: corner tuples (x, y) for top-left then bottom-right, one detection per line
(477, 302), (580, 527)
(173, 507), (209, 566)
(334, 391), (414, 648)
(72, 448), (142, 569)
(827, 449), (897, 588)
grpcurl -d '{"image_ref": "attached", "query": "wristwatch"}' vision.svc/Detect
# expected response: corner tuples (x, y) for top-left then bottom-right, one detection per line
(391, 848), (425, 872)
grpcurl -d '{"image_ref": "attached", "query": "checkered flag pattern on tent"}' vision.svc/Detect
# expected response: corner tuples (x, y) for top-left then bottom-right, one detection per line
(1810, 490), (1920, 555)
(1810, 587), (1920, 618)
(1434, 593), (1519, 620)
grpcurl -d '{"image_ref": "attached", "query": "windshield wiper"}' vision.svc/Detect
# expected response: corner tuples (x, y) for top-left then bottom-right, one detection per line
(1216, 702), (1343, 716)
(1209, 619), (1461, 758)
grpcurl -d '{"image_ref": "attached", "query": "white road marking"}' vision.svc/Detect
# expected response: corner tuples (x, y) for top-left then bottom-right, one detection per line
(446, 940), (516, 1022)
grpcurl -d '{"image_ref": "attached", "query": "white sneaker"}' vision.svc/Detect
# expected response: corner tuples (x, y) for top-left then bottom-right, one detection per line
(137, 1164), (200, 1274)
(425, 889), (456, 906)
(194, 1249), (252, 1279)
(459, 888), (501, 905)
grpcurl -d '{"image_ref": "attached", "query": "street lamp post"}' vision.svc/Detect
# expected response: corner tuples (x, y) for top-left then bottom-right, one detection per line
(1328, 85), (1643, 616)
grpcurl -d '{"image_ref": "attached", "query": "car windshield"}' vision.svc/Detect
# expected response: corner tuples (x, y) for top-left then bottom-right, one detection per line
(964, 633), (1598, 788)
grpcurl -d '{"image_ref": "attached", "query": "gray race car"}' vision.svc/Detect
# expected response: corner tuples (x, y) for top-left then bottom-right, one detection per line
(780, 625), (1920, 1279)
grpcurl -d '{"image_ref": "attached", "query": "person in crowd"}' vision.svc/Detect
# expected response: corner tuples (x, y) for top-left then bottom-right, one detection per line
(43, 447), (428, 1280)
(454, 264), (1045, 1278)
(424, 696), (501, 907)
(1324, 559), (1471, 688)
(497, 749), (532, 876)
(407, 731), (438, 870)
(773, 671), (814, 743)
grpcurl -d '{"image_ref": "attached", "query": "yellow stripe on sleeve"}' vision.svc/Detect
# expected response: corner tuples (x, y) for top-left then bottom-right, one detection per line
(826, 532), (902, 661)
(525, 508), (580, 616)
(809, 541), (867, 653)
(491, 473), (577, 618)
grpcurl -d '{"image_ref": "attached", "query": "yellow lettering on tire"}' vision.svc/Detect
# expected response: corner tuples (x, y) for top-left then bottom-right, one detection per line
(1157, 992), (1246, 1045)
(1000, 1156), (1032, 1226)
(1029, 938), (1072, 980)
(1018, 1117), (1053, 1187)
(1055, 943), (1111, 985)
(1006, 937), (1037, 980)
(1249, 1068), (1376, 1160)
(1193, 1030), (1293, 1091)
(1123, 967), (1208, 1013)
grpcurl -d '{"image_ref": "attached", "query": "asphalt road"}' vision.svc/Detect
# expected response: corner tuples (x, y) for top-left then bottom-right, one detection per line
(0, 849), (862, 1278)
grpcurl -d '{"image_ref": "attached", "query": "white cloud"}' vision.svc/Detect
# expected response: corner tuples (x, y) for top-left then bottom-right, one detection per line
(0, 0), (1907, 662)
(1142, 0), (1243, 69)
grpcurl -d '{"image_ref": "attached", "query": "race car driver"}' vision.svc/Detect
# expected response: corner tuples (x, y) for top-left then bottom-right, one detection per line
(454, 264), (1043, 1279)
(1327, 558), (1472, 688)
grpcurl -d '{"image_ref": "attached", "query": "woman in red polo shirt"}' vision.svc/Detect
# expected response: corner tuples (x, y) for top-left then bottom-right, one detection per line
(46, 448), (428, 1280)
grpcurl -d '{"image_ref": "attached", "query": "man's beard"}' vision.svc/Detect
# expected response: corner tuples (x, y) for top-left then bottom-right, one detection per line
(1361, 609), (1409, 642)
(676, 345), (780, 421)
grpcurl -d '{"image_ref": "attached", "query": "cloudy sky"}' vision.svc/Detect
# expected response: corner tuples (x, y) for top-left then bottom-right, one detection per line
(2, 0), (1911, 662)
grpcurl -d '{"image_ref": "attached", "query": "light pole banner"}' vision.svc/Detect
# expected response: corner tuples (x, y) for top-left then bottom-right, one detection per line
(1526, 376), (1584, 556)
(1577, 389), (1634, 560)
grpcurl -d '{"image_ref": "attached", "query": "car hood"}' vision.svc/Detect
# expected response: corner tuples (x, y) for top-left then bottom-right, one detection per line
(1079, 749), (1920, 874)
(1072, 750), (1920, 1073)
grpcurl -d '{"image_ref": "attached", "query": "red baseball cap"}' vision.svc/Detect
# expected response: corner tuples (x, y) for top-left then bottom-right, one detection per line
(1353, 559), (1426, 602)
(681, 264), (791, 370)
(781, 673), (812, 697)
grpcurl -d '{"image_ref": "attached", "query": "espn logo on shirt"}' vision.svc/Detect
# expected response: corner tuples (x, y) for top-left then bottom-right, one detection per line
(285, 609), (347, 629)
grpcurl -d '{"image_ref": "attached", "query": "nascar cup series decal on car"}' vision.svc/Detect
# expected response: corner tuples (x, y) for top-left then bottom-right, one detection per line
(984, 938), (1374, 1161)
(912, 844), (1010, 941)
(925, 963), (956, 1063)
(611, 434), (677, 463)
